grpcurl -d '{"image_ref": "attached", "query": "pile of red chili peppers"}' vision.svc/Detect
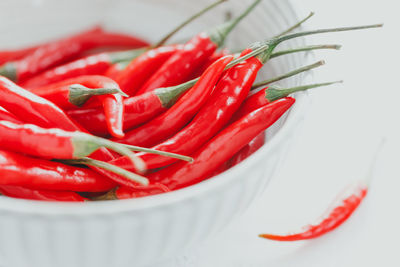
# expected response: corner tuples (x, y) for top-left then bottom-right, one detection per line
(0, 0), (382, 241)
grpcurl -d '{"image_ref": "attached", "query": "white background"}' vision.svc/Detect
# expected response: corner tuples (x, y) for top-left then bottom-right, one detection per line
(156, 0), (400, 266)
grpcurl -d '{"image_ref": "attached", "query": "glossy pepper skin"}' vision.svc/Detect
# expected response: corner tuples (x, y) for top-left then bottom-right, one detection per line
(116, 98), (295, 198)
(0, 150), (115, 192)
(20, 48), (147, 89)
(0, 120), (118, 160)
(0, 76), (79, 131)
(0, 107), (20, 124)
(136, 33), (217, 95)
(191, 48), (230, 78)
(0, 45), (40, 66)
(31, 75), (126, 138)
(229, 133), (265, 167)
(127, 52), (262, 169)
(0, 27), (149, 83)
(116, 45), (182, 95)
(114, 55), (234, 148)
(231, 88), (273, 122)
(30, 75), (121, 109)
(259, 181), (368, 241)
(0, 186), (86, 202)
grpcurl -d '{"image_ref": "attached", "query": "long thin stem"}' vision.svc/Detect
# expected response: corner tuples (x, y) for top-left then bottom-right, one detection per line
(96, 138), (147, 174)
(273, 11), (315, 38)
(153, 0), (228, 47)
(252, 60), (325, 89)
(64, 157), (149, 186)
(265, 80), (343, 102)
(273, 24), (383, 48)
(270, 44), (341, 59)
(123, 144), (193, 162)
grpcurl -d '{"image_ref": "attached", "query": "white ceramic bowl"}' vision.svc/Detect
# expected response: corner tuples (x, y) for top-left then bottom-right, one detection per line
(0, 0), (312, 266)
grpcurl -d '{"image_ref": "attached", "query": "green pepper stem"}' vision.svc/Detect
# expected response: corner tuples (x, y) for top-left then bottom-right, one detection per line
(273, 12), (315, 38)
(153, 0), (228, 48)
(252, 60), (325, 90)
(0, 63), (17, 82)
(64, 157), (149, 186)
(265, 80), (343, 102)
(208, 0), (262, 46)
(123, 144), (193, 162)
(270, 44), (341, 59)
(109, 48), (149, 64)
(68, 84), (126, 107)
(155, 40), (275, 107)
(273, 24), (383, 49)
(98, 138), (147, 174)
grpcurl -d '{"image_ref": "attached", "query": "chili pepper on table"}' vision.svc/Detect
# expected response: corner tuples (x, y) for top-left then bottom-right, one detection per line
(0, 26), (149, 83)
(114, 55), (234, 147)
(0, 186), (87, 202)
(259, 140), (384, 241)
(113, 98), (295, 199)
(0, 150), (115, 192)
(135, 0), (262, 95)
(259, 181), (368, 241)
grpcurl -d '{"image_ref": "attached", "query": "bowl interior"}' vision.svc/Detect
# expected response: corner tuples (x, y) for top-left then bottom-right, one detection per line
(0, 0), (312, 212)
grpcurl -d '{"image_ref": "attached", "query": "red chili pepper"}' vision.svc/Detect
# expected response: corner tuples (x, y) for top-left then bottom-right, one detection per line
(0, 107), (20, 124)
(116, 45), (183, 95)
(0, 27), (149, 83)
(0, 76), (80, 131)
(20, 48), (147, 89)
(229, 133), (265, 167)
(29, 75), (123, 109)
(0, 120), (136, 161)
(135, 0), (261, 95)
(1, 72), (148, 187)
(30, 75), (127, 138)
(233, 81), (341, 122)
(259, 181), (368, 241)
(0, 149), (115, 192)
(191, 48), (230, 78)
(114, 55), (234, 147)
(116, 51), (262, 170)
(115, 98), (295, 199)
(0, 186), (87, 202)
(0, 45), (40, 66)
(104, 61), (131, 80)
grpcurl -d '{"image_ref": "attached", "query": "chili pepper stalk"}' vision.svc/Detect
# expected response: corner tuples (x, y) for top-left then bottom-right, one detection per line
(264, 81), (343, 102)
(63, 157), (149, 186)
(123, 144), (193, 163)
(273, 12), (315, 38)
(0, 120), (146, 173)
(270, 44), (341, 59)
(68, 84), (127, 107)
(252, 60), (326, 89)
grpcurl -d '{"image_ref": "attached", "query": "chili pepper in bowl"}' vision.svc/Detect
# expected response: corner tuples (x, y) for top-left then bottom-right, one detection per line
(113, 55), (234, 147)
(0, 150), (115, 192)
(0, 186), (87, 202)
(0, 26), (149, 83)
(114, 97), (295, 199)
(21, 0), (226, 90)
(135, 0), (262, 95)
(0, 45), (40, 66)
(0, 107), (20, 124)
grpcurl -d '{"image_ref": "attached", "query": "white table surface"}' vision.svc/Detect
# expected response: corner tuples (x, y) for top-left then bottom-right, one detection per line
(153, 0), (400, 266)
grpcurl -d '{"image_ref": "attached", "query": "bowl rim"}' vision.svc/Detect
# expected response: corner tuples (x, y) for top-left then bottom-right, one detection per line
(0, 0), (312, 215)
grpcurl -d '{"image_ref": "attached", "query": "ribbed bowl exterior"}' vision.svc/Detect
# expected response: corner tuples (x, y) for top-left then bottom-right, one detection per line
(0, 0), (311, 266)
